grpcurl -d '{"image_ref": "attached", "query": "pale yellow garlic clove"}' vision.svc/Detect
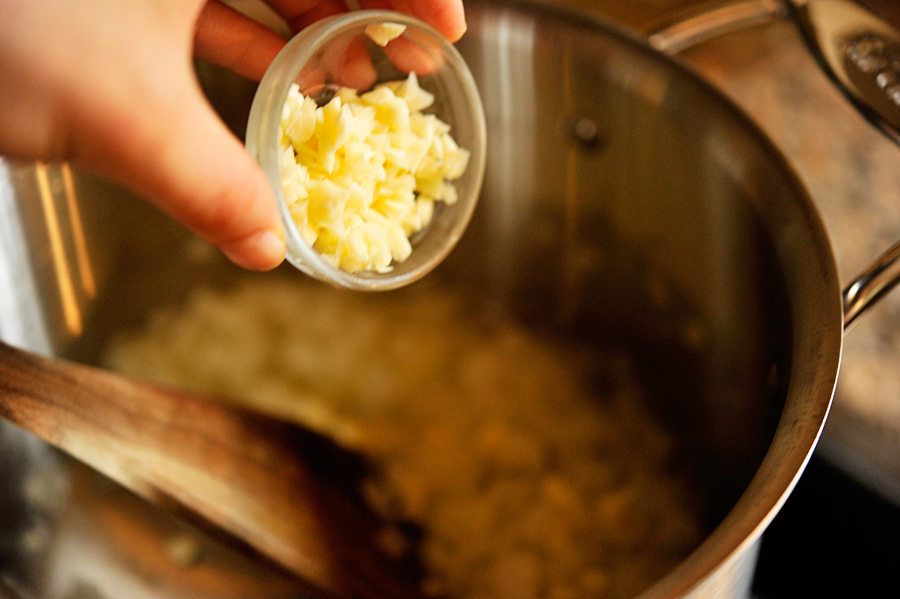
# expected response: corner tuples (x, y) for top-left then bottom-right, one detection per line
(278, 73), (469, 273)
(364, 22), (407, 47)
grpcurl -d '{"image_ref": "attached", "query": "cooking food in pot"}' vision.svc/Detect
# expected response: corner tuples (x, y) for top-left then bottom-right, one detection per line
(103, 278), (704, 599)
(14, 1), (900, 596)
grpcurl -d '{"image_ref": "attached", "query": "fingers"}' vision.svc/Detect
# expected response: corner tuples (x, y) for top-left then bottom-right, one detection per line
(260, 0), (466, 41)
(76, 73), (285, 271)
(360, 0), (467, 42)
(261, 0), (348, 34)
(195, 0), (468, 87)
(314, 35), (378, 90)
(1, 0), (286, 272)
(140, 95), (286, 271)
(194, 0), (287, 81)
(381, 29), (443, 76)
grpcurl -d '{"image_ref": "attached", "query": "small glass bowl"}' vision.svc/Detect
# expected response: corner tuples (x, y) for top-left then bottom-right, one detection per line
(246, 10), (487, 291)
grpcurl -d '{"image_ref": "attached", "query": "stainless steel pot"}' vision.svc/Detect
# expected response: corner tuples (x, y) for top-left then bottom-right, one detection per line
(1, 0), (899, 597)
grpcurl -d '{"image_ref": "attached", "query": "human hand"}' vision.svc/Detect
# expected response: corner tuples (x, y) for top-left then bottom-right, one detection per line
(0, 0), (466, 271)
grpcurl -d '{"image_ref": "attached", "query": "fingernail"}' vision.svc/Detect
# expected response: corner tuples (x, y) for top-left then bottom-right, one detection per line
(223, 228), (285, 271)
(455, 22), (468, 41)
(256, 229), (286, 269)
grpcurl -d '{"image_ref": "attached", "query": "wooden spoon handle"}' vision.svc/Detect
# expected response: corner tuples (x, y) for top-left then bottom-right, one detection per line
(0, 341), (420, 599)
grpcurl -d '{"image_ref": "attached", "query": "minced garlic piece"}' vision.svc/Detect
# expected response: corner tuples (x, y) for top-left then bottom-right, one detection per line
(278, 72), (470, 273)
(365, 22), (407, 47)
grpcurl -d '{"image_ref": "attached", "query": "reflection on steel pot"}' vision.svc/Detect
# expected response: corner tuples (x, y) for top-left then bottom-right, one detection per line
(1, 0), (900, 597)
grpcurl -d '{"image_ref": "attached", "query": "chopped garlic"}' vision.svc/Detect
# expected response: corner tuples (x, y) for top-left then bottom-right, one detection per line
(278, 72), (470, 273)
(365, 22), (407, 47)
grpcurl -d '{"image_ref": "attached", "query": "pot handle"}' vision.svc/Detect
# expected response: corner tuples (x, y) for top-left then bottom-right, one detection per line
(649, 0), (900, 329)
(649, 0), (900, 141)
(647, 0), (786, 54)
(842, 240), (900, 329)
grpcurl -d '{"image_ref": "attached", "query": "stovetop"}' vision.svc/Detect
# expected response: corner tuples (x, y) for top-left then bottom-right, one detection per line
(753, 454), (900, 598)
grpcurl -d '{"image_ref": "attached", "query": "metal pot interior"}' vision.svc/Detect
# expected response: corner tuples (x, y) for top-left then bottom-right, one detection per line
(0, 0), (843, 597)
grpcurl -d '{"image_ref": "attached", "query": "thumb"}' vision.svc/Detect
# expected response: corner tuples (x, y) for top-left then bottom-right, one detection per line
(81, 71), (286, 271)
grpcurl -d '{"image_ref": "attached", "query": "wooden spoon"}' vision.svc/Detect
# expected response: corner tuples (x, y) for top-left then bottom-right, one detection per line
(0, 340), (422, 599)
